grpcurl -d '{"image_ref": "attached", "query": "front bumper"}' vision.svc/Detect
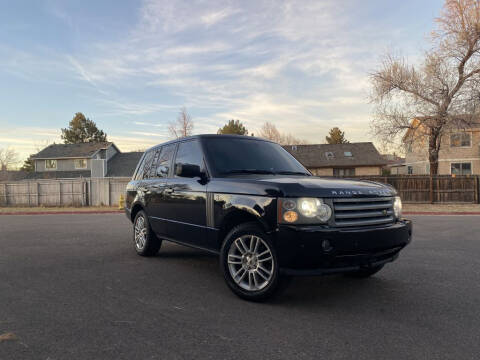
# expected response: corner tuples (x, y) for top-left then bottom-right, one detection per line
(274, 219), (412, 275)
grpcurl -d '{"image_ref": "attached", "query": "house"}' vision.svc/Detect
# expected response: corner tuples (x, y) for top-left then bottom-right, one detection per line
(382, 154), (406, 175)
(29, 142), (143, 179)
(283, 142), (387, 176)
(402, 119), (480, 175)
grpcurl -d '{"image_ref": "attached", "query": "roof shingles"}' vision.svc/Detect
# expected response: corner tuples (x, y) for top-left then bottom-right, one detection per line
(31, 142), (113, 159)
(283, 142), (387, 168)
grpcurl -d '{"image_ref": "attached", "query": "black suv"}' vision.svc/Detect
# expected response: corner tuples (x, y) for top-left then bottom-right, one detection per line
(125, 135), (412, 301)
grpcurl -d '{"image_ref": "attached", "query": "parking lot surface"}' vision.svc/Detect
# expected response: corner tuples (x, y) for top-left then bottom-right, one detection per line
(0, 214), (479, 360)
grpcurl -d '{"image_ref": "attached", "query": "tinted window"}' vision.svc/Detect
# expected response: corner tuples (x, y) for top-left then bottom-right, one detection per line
(154, 144), (176, 178)
(203, 138), (309, 176)
(139, 150), (155, 179)
(174, 140), (204, 177)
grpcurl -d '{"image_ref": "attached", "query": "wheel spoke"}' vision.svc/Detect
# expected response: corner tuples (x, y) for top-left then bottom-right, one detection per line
(227, 255), (242, 265)
(252, 271), (259, 288)
(238, 238), (249, 253)
(257, 264), (272, 277)
(256, 269), (269, 281)
(253, 236), (260, 254)
(234, 268), (247, 284)
(235, 239), (246, 254)
(249, 236), (256, 252)
(257, 256), (272, 263)
(248, 271), (254, 289)
(257, 250), (270, 258)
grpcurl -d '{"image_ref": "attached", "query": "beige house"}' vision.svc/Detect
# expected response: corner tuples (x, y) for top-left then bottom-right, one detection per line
(401, 119), (480, 175)
(283, 143), (387, 176)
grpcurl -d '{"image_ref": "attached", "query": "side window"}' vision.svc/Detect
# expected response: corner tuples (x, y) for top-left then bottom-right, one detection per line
(174, 140), (204, 177)
(155, 144), (176, 178)
(148, 148), (162, 178)
(140, 150), (156, 179)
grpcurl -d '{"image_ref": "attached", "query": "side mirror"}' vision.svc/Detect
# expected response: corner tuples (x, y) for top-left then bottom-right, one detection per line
(175, 163), (203, 178)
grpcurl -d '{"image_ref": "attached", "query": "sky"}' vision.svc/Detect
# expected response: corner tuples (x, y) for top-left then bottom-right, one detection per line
(0, 0), (444, 162)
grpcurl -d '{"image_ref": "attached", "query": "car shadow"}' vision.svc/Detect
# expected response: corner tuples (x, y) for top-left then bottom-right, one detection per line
(149, 241), (406, 306)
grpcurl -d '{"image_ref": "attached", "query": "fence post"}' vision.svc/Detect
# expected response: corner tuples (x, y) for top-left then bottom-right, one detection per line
(107, 179), (111, 206)
(58, 181), (62, 206)
(27, 181), (31, 206)
(36, 182), (40, 206)
(429, 176), (434, 204)
(2, 183), (7, 206)
(473, 176), (480, 204)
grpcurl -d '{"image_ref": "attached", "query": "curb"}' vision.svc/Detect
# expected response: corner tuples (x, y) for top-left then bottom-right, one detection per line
(404, 211), (480, 215)
(0, 210), (124, 216)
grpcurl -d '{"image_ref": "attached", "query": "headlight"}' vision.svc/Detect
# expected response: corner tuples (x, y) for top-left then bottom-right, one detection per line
(279, 198), (332, 224)
(393, 196), (402, 219)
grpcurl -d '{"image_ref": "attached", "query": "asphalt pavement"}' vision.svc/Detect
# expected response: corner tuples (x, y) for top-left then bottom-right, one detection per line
(0, 214), (479, 360)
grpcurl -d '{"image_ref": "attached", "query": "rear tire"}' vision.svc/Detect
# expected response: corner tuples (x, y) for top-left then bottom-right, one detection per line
(133, 210), (162, 256)
(345, 264), (384, 278)
(220, 222), (286, 302)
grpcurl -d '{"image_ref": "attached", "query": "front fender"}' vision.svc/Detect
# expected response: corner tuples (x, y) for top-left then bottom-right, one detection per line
(213, 193), (277, 232)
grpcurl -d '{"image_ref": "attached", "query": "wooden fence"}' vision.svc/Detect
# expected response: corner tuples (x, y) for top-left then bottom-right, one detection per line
(0, 175), (478, 207)
(0, 178), (130, 207)
(349, 175), (479, 204)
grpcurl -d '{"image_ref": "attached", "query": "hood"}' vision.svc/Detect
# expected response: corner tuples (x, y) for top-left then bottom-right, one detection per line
(209, 175), (396, 198)
(262, 176), (396, 198)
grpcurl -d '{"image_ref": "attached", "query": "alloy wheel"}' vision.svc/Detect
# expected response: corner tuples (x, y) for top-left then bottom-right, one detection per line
(134, 215), (147, 250)
(227, 235), (274, 291)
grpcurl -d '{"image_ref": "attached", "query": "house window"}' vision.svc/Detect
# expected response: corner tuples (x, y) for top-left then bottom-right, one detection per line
(45, 159), (57, 170)
(333, 168), (355, 177)
(74, 159), (87, 169)
(407, 166), (413, 175)
(344, 151), (352, 157)
(450, 132), (471, 147)
(451, 162), (472, 175)
(325, 152), (335, 160)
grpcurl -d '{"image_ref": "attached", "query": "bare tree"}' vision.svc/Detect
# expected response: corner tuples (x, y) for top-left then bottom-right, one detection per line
(370, 0), (480, 174)
(259, 122), (307, 145)
(0, 147), (19, 171)
(169, 107), (194, 139)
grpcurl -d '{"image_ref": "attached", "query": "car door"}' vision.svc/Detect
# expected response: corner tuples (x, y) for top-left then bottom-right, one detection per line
(164, 139), (209, 248)
(146, 143), (177, 237)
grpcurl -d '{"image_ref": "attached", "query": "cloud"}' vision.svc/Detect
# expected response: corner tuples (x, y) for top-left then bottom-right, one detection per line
(2, 0), (435, 155)
(201, 7), (240, 27)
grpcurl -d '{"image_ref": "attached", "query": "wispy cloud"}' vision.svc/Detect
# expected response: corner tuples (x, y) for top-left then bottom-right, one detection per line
(1, 0), (441, 159)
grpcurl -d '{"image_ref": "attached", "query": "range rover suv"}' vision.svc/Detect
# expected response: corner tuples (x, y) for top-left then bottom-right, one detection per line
(125, 135), (412, 301)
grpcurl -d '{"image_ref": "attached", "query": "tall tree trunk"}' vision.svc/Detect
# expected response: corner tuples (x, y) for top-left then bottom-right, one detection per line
(428, 128), (441, 175)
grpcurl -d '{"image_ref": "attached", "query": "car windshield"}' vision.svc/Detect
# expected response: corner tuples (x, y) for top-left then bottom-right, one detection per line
(203, 137), (311, 177)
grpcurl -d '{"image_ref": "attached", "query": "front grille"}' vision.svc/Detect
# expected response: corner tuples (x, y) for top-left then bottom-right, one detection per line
(332, 197), (394, 227)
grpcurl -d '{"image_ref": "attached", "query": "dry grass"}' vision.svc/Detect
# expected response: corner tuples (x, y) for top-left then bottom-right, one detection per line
(0, 206), (120, 214)
(404, 203), (480, 213)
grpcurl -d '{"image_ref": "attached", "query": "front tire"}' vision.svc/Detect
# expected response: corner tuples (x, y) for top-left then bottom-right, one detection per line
(220, 222), (284, 301)
(133, 210), (162, 256)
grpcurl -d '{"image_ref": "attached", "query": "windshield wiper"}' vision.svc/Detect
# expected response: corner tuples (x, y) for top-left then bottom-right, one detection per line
(275, 171), (311, 176)
(222, 169), (276, 175)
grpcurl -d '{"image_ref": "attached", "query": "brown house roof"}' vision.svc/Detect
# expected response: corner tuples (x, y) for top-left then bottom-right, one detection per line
(31, 142), (114, 159)
(283, 142), (387, 168)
